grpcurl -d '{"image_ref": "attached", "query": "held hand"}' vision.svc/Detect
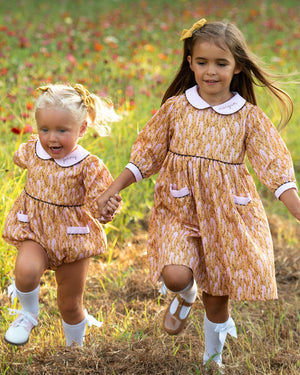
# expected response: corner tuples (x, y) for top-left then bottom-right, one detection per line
(97, 192), (122, 223)
(97, 190), (114, 218)
(97, 168), (136, 221)
(105, 194), (122, 215)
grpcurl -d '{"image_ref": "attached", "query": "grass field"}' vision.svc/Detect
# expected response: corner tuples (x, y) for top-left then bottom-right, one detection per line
(0, 0), (299, 373)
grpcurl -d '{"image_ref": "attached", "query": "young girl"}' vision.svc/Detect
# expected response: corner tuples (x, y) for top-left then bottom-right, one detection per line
(97, 19), (300, 371)
(3, 83), (121, 347)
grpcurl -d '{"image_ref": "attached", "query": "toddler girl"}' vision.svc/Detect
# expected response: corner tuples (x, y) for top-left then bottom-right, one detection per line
(3, 83), (121, 347)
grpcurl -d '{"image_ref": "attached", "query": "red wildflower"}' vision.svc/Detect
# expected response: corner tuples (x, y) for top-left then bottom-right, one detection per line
(0, 67), (8, 76)
(11, 127), (21, 134)
(26, 102), (34, 110)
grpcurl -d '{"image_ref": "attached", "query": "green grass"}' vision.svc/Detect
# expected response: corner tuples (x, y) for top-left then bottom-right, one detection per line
(0, 0), (299, 373)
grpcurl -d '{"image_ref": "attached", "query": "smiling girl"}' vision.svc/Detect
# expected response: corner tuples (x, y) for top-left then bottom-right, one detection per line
(97, 19), (300, 372)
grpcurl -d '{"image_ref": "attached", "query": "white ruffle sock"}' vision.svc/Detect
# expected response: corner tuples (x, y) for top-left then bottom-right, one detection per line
(203, 314), (237, 365)
(8, 279), (40, 317)
(62, 309), (103, 346)
(168, 278), (198, 319)
(16, 285), (40, 316)
(63, 318), (87, 346)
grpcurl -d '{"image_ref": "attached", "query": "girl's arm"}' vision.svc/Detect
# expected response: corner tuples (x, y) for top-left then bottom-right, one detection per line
(279, 188), (300, 221)
(97, 168), (136, 217)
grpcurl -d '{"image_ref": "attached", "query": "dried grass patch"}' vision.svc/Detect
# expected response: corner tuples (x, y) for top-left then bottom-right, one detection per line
(1, 218), (299, 374)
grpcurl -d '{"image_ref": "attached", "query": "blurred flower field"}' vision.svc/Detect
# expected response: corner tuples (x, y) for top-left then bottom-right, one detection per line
(0, 0), (299, 373)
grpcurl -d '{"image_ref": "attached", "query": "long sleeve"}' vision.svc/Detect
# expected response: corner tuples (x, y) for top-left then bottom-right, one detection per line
(126, 98), (175, 181)
(83, 155), (114, 218)
(13, 135), (37, 169)
(245, 106), (297, 198)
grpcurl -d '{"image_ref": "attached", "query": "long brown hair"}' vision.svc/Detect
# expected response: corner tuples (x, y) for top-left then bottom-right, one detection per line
(161, 21), (293, 129)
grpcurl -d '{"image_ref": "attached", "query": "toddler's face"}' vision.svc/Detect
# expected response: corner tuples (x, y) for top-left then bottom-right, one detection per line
(36, 107), (86, 160)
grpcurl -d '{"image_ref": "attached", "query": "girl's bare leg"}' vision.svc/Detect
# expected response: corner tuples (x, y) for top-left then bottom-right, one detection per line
(5, 240), (48, 346)
(55, 258), (90, 324)
(202, 291), (229, 323)
(162, 265), (197, 335)
(55, 258), (90, 346)
(15, 240), (49, 292)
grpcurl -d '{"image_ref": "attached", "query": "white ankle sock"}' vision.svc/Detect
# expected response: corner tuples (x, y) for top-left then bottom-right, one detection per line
(62, 318), (87, 346)
(203, 314), (237, 365)
(16, 285), (40, 317)
(169, 279), (197, 319)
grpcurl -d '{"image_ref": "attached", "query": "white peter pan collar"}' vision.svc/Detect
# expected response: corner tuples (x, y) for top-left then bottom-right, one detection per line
(185, 85), (246, 115)
(36, 138), (89, 167)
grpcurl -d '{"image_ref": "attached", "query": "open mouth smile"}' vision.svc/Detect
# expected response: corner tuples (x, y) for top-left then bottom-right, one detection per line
(49, 146), (63, 153)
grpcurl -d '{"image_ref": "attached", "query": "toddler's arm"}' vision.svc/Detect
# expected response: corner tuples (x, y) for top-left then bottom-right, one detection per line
(279, 188), (300, 221)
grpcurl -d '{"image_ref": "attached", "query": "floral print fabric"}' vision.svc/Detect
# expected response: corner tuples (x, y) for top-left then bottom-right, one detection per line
(3, 135), (113, 270)
(128, 90), (296, 301)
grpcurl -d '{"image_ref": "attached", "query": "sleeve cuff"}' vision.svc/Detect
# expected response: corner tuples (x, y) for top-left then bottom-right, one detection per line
(125, 162), (143, 182)
(275, 182), (298, 199)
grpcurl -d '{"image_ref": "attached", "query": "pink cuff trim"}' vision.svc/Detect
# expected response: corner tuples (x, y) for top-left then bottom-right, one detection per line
(125, 163), (143, 182)
(275, 182), (298, 199)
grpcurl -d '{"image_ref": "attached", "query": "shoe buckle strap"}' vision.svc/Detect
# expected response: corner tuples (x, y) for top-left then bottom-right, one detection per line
(84, 309), (103, 328)
(8, 309), (38, 327)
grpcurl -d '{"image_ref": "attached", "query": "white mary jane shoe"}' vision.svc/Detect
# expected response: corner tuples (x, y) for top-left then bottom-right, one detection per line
(4, 309), (38, 346)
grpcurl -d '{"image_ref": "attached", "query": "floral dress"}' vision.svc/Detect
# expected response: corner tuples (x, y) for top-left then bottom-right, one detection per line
(3, 135), (113, 270)
(126, 86), (297, 301)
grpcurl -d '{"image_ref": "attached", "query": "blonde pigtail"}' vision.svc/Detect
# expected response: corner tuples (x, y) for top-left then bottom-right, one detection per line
(74, 84), (121, 136)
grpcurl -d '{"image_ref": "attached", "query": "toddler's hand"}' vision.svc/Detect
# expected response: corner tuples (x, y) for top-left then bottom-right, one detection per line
(98, 193), (122, 223)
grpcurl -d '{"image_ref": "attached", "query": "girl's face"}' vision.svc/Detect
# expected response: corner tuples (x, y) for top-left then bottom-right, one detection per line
(36, 107), (87, 159)
(188, 40), (241, 106)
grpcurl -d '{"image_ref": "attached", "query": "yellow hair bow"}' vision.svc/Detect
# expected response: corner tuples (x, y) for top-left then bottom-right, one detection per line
(74, 83), (95, 110)
(37, 85), (50, 92)
(180, 18), (207, 41)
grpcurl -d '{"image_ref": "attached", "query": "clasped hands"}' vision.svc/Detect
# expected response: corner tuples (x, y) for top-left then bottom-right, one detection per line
(97, 190), (122, 224)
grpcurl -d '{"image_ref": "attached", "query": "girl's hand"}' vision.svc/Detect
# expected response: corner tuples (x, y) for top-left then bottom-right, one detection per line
(97, 192), (122, 223)
(97, 168), (136, 221)
(105, 194), (122, 215)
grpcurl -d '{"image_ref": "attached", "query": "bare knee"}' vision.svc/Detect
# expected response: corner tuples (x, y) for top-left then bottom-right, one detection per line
(15, 262), (42, 291)
(162, 265), (193, 292)
(14, 241), (48, 291)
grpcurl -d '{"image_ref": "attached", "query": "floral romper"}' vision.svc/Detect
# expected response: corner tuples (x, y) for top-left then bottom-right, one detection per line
(126, 86), (297, 301)
(3, 135), (113, 270)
